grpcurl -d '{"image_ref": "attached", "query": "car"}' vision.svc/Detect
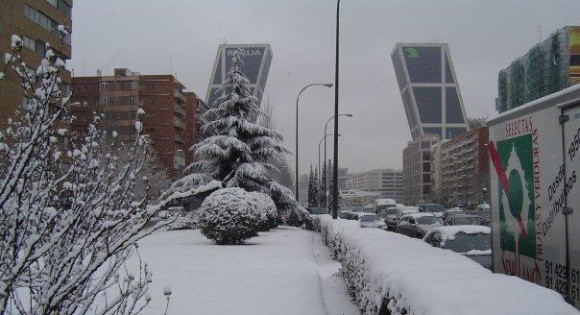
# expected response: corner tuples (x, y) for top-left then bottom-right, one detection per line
(423, 225), (492, 270)
(445, 213), (485, 226)
(395, 205), (419, 222)
(396, 212), (442, 238)
(308, 207), (328, 215)
(441, 207), (465, 222)
(357, 213), (386, 229)
(418, 203), (445, 218)
(472, 203), (491, 219)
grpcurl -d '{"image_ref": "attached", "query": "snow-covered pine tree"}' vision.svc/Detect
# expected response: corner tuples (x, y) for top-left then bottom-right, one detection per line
(307, 165), (315, 207)
(320, 160), (327, 208)
(165, 49), (305, 218)
(313, 166), (320, 207)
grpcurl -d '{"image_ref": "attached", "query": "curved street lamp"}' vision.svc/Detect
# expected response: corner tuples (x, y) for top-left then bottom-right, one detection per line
(295, 82), (333, 202)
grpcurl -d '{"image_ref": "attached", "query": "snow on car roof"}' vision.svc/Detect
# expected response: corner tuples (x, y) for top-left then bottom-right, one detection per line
(401, 212), (437, 219)
(375, 199), (396, 205)
(429, 225), (491, 242)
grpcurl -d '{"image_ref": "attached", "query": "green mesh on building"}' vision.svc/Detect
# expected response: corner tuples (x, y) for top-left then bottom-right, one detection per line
(497, 27), (573, 113)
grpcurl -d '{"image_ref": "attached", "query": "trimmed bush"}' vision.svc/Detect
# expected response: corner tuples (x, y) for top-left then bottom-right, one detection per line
(247, 191), (278, 231)
(198, 188), (263, 245)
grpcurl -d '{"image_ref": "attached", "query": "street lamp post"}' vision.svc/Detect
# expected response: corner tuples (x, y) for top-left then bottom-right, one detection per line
(295, 82), (333, 202)
(324, 113), (352, 205)
(332, 0), (341, 219)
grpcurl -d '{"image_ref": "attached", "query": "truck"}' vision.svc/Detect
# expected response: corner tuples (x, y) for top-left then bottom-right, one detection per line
(487, 84), (580, 309)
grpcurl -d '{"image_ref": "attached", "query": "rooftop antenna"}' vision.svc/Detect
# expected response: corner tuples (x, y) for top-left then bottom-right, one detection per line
(537, 25), (543, 42)
(169, 56), (173, 76)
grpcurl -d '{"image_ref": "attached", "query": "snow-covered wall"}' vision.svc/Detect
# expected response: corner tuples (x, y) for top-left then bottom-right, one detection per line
(319, 216), (577, 315)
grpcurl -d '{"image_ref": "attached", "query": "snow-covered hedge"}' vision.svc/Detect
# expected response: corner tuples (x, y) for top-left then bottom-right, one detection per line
(319, 216), (576, 315)
(198, 188), (266, 244)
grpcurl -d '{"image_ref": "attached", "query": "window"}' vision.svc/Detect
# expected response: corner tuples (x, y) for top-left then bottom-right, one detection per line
(35, 39), (46, 56)
(414, 87), (442, 123)
(99, 97), (107, 105)
(445, 88), (465, 123)
(402, 46), (442, 83)
(22, 35), (35, 51)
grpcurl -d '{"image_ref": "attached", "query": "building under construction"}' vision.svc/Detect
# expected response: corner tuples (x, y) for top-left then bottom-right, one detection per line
(496, 26), (580, 113)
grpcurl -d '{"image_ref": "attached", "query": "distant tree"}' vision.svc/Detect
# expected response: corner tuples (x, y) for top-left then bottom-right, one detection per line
(308, 165), (316, 207)
(327, 160), (341, 212)
(467, 116), (488, 129)
(313, 166), (320, 207)
(320, 160), (327, 208)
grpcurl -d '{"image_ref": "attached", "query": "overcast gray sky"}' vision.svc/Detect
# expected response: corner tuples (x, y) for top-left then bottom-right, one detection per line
(70, 0), (580, 176)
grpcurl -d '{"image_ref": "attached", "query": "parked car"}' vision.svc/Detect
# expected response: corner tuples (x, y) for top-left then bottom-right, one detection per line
(423, 225), (492, 270)
(472, 203), (491, 219)
(339, 211), (355, 220)
(441, 208), (464, 222)
(357, 213), (386, 229)
(396, 213), (442, 238)
(445, 214), (485, 226)
(417, 203), (445, 218)
(395, 205), (419, 222)
(308, 207), (328, 215)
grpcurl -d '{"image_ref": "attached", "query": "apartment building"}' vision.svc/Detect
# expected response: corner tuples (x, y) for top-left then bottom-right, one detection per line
(347, 169), (403, 202)
(70, 68), (197, 180)
(402, 134), (439, 205)
(0, 0), (73, 121)
(440, 126), (489, 208)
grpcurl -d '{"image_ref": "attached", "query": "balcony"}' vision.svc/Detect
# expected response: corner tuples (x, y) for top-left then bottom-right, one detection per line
(173, 117), (186, 130)
(174, 134), (185, 144)
(173, 151), (186, 170)
(174, 104), (186, 117)
(174, 90), (186, 102)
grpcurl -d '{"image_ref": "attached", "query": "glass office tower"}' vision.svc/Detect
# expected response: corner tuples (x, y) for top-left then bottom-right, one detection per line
(391, 43), (468, 140)
(206, 43), (273, 108)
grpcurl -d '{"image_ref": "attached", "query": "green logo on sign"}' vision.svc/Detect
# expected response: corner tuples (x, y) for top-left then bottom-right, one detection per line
(405, 47), (419, 59)
(496, 134), (536, 258)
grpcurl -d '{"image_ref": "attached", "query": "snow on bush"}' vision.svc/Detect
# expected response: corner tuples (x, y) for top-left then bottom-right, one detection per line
(319, 216), (577, 315)
(0, 35), (172, 314)
(247, 191), (278, 231)
(198, 188), (265, 244)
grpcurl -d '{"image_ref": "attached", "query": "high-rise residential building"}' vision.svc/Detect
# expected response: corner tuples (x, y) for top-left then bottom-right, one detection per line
(439, 126), (489, 208)
(496, 26), (580, 113)
(70, 68), (198, 180)
(0, 0), (73, 121)
(206, 43), (273, 109)
(391, 43), (468, 141)
(402, 134), (439, 205)
(346, 169), (403, 202)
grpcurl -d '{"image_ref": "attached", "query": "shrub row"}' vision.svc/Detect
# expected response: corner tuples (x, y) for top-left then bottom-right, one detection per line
(319, 216), (576, 315)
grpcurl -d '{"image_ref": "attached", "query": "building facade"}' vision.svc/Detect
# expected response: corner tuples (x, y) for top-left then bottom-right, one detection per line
(0, 0), (72, 121)
(497, 26), (580, 113)
(402, 134), (439, 205)
(346, 169), (403, 202)
(70, 68), (198, 180)
(440, 126), (489, 208)
(391, 43), (468, 141)
(206, 43), (273, 109)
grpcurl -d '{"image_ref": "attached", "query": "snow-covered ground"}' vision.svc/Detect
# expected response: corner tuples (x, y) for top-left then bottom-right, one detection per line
(136, 227), (360, 315)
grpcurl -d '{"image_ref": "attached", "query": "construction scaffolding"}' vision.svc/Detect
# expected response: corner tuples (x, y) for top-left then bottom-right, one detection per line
(497, 26), (580, 113)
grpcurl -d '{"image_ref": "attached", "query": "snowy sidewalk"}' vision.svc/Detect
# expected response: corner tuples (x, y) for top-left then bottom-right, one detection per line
(136, 227), (359, 315)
